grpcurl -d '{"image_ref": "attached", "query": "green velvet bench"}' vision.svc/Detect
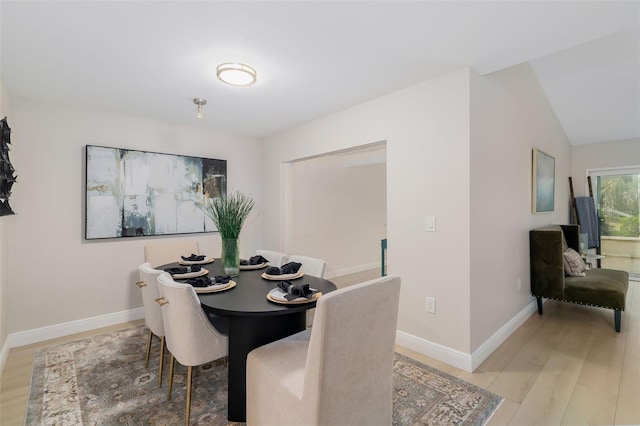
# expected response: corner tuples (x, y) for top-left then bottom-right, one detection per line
(530, 225), (629, 332)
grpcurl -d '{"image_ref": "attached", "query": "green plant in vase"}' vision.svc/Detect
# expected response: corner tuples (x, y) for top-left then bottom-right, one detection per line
(203, 190), (255, 276)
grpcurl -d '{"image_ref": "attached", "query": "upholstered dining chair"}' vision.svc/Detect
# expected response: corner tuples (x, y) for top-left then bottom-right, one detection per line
(287, 254), (327, 279)
(136, 262), (166, 387)
(144, 240), (200, 268)
(156, 272), (229, 425)
(287, 254), (328, 327)
(255, 249), (287, 267)
(246, 275), (401, 426)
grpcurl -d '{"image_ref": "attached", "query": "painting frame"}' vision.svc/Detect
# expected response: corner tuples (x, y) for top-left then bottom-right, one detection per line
(85, 145), (226, 240)
(531, 148), (555, 214)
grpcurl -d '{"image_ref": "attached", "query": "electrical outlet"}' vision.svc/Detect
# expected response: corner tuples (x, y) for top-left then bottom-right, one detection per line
(425, 297), (436, 314)
(517, 277), (522, 291)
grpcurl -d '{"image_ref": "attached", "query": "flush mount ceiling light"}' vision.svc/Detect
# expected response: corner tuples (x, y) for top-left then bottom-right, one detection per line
(193, 98), (206, 119)
(216, 62), (257, 87)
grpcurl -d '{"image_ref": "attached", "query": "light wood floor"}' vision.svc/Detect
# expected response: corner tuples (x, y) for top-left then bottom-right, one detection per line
(397, 280), (640, 426)
(1, 274), (638, 425)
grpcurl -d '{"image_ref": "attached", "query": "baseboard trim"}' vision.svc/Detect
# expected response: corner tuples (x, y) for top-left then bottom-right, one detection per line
(396, 330), (474, 372)
(7, 307), (145, 349)
(326, 262), (379, 279)
(470, 298), (538, 371)
(396, 297), (539, 373)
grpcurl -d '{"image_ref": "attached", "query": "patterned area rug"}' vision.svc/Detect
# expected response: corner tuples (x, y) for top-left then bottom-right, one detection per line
(25, 326), (502, 425)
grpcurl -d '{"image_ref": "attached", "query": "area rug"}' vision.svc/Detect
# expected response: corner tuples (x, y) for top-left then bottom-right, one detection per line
(25, 326), (502, 425)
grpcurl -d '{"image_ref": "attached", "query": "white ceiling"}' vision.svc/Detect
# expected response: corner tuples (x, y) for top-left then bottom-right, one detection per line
(1, 1), (638, 144)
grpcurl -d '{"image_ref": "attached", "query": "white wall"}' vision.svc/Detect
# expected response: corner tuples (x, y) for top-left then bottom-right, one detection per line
(469, 64), (572, 352)
(288, 148), (386, 276)
(264, 68), (473, 353)
(571, 138), (640, 196)
(0, 63), (584, 368)
(7, 98), (264, 334)
(0, 78), (11, 364)
(264, 64), (575, 365)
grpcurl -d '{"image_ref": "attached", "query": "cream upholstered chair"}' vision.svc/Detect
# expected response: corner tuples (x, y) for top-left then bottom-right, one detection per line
(287, 254), (328, 327)
(255, 249), (287, 267)
(144, 240), (200, 268)
(287, 254), (327, 278)
(156, 272), (228, 425)
(246, 275), (401, 426)
(136, 263), (166, 387)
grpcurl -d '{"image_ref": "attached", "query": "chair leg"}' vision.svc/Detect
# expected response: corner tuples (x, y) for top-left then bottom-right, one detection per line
(167, 355), (175, 401)
(536, 296), (543, 315)
(185, 365), (193, 426)
(615, 310), (621, 332)
(145, 330), (153, 368)
(158, 336), (165, 388)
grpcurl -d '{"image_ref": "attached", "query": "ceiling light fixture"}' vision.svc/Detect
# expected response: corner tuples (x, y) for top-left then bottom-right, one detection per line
(193, 98), (206, 119)
(216, 62), (257, 87)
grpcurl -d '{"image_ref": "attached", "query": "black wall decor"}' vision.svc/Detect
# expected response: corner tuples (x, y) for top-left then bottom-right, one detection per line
(0, 117), (16, 216)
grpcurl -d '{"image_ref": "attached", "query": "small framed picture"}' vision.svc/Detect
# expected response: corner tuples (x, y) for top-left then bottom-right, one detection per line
(532, 148), (555, 214)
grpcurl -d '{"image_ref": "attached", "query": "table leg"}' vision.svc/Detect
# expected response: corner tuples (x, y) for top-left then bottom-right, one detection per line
(226, 312), (307, 422)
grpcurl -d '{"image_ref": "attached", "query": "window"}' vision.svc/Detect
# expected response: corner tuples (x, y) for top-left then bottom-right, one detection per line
(589, 167), (640, 279)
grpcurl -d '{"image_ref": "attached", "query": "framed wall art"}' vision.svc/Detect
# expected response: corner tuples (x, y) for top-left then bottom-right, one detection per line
(531, 148), (555, 214)
(85, 145), (226, 239)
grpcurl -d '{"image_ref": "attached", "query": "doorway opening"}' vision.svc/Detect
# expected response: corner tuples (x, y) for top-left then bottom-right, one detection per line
(283, 142), (387, 281)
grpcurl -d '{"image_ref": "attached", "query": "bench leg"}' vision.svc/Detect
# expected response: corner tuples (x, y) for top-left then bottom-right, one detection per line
(614, 310), (621, 332)
(536, 296), (543, 315)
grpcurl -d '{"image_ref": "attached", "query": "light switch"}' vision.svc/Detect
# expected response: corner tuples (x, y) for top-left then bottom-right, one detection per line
(425, 216), (436, 232)
(425, 297), (436, 313)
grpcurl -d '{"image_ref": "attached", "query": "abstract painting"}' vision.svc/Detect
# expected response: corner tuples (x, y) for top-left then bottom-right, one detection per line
(85, 145), (226, 239)
(532, 148), (555, 214)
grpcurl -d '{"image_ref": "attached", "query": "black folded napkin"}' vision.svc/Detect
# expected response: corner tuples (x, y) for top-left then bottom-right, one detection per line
(250, 255), (269, 265)
(184, 275), (230, 288)
(241, 255), (270, 266)
(266, 262), (302, 276)
(214, 275), (231, 284)
(164, 265), (202, 275)
(185, 277), (213, 287)
(277, 281), (318, 301)
(181, 253), (206, 261)
(266, 266), (281, 275)
(281, 262), (302, 274)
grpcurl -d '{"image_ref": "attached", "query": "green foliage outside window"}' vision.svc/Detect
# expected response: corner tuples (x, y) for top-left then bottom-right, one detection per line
(598, 174), (640, 238)
(619, 216), (640, 238)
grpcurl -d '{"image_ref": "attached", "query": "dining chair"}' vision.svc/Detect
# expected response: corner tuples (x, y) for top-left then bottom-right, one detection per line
(287, 254), (327, 278)
(246, 275), (401, 426)
(156, 272), (229, 426)
(255, 249), (287, 267)
(287, 254), (328, 327)
(144, 240), (200, 268)
(136, 263), (166, 387)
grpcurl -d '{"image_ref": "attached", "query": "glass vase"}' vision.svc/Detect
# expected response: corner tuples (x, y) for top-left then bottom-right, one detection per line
(579, 233), (588, 256)
(221, 238), (240, 276)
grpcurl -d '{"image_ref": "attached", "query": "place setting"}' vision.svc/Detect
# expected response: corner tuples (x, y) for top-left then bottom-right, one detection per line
(267, 280), (321, 305)
(239, 254), (269, 270)
(178, 253), (215, 265)
(164, 264), (209, 279)
(177, 275), (236, 294)
(261, 261), (304, 280)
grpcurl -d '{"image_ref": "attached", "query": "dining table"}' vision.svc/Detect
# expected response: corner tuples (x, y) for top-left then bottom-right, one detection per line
(160, 259), (337, 423)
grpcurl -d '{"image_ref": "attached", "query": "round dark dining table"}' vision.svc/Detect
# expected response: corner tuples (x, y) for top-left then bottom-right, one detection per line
(159, 259), (337, 423)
